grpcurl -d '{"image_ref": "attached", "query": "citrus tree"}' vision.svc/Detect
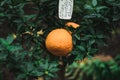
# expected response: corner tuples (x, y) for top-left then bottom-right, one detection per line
(0, 0), (120, 80)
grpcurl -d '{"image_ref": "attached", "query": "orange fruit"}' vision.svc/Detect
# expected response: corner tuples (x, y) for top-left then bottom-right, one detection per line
(45, 29), (73, 56)
(65, 22), (80, 29)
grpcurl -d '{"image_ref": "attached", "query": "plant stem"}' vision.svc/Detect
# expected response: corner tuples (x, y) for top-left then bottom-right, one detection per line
(57, 62), (67, 80)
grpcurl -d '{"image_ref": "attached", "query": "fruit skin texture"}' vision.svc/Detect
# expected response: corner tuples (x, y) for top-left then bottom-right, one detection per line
(45, 29), (73, 56)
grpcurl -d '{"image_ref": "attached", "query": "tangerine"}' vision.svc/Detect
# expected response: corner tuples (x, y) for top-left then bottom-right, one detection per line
(45, 29), (73, 56)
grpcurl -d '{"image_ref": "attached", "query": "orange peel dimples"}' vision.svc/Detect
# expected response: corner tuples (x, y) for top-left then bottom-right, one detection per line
(45, 29), (73, 56)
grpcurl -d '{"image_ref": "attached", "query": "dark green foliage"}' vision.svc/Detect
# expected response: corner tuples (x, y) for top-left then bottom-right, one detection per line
(65, 56), (120, 80)
(0, 35), (59, 80)
(0, 0), (120, 80)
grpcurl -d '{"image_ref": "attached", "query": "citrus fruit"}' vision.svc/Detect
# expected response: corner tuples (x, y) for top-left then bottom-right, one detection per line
(45, 29), (73, 56)
(65, 22), (80, 29)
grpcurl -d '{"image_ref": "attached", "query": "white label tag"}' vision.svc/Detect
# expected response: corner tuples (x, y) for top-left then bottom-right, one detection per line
(58, 0), (74, 20)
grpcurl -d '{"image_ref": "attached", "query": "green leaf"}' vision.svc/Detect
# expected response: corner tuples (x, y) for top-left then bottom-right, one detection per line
(23, 14), (37, 22)
(77, 46), (86, 52)
(49, 68), (59, 72)
(13, 19), (23, 24)
(84, 4), (93, 10)
(0, 46), (3, 51)
(87, 46), (91, 52)
(48, 63), (58, 71)
(92, 0), (97, 7)
(47, 73), (54, 77)
(90, 48), (98, 53)
(81, 35), (92, 40)
(31, 70), (44, 76)
(16, 74), (26, 80)
(113, 14), (120, 21)
(0, 53), (8, 60)
(75, 54), (84, 60)
(6, 35), (14, 45)
(72, 37), (77, 45)
(0, 0), (8, 6)
(99, 63), (105, 68)
(88, 39), (95, 46)
(0, 13), (5, 17)
(7, 45), (22, 52)
(96, 35), (105, 38)
(24, 62), (34, 72)
(44, 60), (49, 69)
(0, 38), (8, 46)
(96, 6), (108, 12)
(74, 34), (80, 40)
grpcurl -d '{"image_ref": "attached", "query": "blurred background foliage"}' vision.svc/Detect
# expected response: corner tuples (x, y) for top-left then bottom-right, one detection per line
(0, 0), (120, 80)
(65, 55), (120, 80)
